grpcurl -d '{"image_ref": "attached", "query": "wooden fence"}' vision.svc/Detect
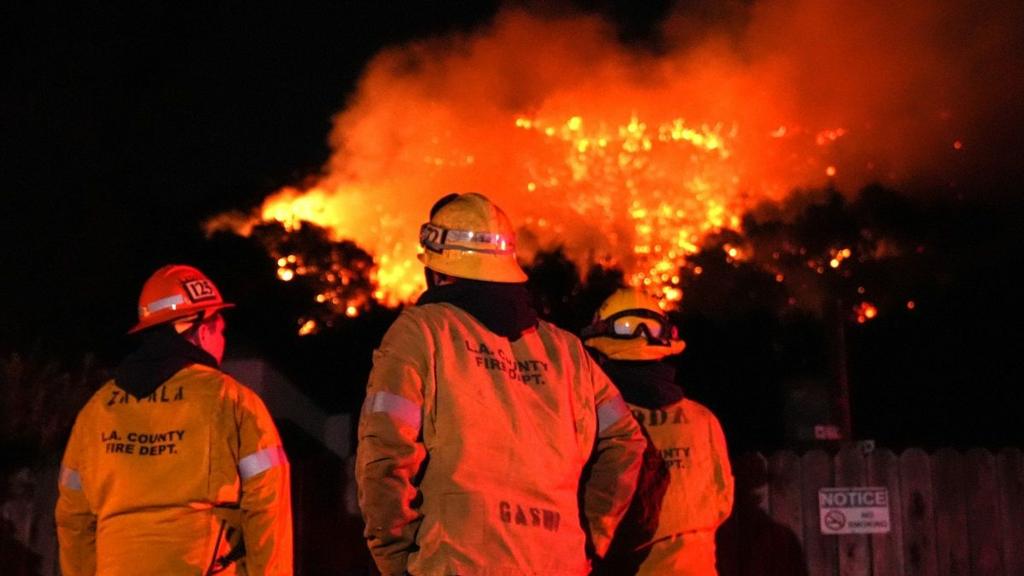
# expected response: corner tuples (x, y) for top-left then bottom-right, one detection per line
(715, 447), (1024, 576)
(3, 447), (1022, 575)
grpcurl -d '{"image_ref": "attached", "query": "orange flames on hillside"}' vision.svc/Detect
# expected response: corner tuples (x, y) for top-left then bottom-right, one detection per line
(206, 2), (1021, 332)
(208, 109), (847, 321)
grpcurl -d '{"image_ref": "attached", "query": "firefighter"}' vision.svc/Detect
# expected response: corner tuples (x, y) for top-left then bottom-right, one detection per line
(355, 193), (645, 575)
(582, 288), (733, 576)
(55, 264), (292, 575)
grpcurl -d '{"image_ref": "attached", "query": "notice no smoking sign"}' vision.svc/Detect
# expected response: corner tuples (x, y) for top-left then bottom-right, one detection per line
(818, 487), (891, 535)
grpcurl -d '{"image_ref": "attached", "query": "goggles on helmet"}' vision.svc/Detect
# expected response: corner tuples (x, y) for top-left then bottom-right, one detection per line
(419, 222), (514, 255)
(581, 309), (678, 346)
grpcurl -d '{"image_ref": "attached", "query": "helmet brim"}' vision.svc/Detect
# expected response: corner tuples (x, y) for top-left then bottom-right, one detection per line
(128, 302), (235, 335)
(418, 251), (527, 283)
(583, 335), (686, 361)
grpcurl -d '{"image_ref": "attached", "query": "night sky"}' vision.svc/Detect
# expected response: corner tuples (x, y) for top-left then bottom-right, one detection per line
(3, 1), (1023, 450)
(4, 1), (509, 351)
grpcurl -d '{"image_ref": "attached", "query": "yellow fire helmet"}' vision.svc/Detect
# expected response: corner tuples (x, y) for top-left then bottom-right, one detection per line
(418, 192), (528, 283)
(128, 264), (235, 334)
(582, 288), (686, 361)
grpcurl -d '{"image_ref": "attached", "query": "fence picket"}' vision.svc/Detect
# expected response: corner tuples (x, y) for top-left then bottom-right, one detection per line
(836, 445), (870, 576)
(769, 450), (809, 575)
(931, 448), (968, 576)
(735, 452), (772, 576)
(868, 449), (904, 576)
(964, 449), (1003, 576)
(802, 450), (837, 576)
(899, 448), (938, 576)
(996, 448), (1024, 576)
(717, 451), (769, 576)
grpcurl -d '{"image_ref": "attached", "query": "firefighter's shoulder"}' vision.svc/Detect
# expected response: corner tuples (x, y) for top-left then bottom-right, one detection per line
(680, 398), (717, 420)
(535, 317), (591, 358)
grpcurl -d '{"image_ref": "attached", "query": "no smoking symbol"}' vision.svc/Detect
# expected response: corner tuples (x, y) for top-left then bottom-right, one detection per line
(825, 510), (846, 531)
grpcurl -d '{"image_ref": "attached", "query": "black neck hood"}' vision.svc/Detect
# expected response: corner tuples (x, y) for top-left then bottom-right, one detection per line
(599, 359), (684, 409)
(115, 327), (219, 399)
(417, 279), (538, 340)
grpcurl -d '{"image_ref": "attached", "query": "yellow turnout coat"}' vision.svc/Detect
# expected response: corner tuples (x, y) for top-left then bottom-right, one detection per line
(626, 398), (733, 575)
(56, 364), (292, 575)
(356, 302), (644, 575)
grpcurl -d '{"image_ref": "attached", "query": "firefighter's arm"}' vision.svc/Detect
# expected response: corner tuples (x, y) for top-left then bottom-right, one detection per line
(55, 418), (96, 576)
(237, 389), (293, 575)
(709, 413), (735, 524)
(356, 312), (429, 576)
(582, 358), (645, 558)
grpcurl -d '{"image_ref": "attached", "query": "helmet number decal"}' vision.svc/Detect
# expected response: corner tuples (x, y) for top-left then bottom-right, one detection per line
(183, 279), (217, 303)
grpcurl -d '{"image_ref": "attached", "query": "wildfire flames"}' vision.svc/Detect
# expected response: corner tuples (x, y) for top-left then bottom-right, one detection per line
(206, 2), (1022, 332)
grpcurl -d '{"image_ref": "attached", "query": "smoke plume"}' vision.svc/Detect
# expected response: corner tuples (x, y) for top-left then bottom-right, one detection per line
(210, 1), (1023, 308)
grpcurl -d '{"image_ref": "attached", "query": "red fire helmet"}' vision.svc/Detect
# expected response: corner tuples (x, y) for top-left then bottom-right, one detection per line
(128, 264), (234, 334)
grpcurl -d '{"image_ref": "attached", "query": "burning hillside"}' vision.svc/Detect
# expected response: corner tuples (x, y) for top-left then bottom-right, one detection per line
(206, 1), (1023, 332)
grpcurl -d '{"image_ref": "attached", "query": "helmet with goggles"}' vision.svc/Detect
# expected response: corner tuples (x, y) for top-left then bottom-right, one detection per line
(582, 288), (685, 361)
(418, 192), (527, 283)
